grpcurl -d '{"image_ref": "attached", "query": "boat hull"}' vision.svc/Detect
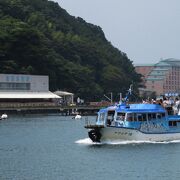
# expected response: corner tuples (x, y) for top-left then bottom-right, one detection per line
(97, 127), (180, 142)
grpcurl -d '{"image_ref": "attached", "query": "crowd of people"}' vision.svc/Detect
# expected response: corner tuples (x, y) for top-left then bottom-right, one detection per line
(142, 97), (180, 115)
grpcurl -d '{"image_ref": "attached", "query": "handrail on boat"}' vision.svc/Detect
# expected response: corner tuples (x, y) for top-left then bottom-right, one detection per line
(84, 124), (105, 129)
(84, 116), (104, 129)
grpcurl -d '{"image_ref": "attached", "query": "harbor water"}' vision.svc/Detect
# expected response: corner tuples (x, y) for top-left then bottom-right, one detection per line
(0, 115), (180, 180)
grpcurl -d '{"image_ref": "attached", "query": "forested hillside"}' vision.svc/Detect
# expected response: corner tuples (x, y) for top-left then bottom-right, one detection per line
(0, 0), (141, 100)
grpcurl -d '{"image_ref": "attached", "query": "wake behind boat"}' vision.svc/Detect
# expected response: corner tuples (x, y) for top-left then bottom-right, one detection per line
(85, 85), (180, 142)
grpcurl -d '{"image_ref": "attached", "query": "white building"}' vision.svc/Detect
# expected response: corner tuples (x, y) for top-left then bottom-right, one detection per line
(0, 74), (61, 107)
(0, 74), (49, 92)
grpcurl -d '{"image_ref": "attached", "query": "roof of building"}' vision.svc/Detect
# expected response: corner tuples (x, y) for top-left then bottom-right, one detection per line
(146, 77), (164, 81)
(54, 91), (74, 96)
(134, 64), (154, 67)
(0, 73), (48, 78)
(156, 58), (180, 67)
(135, 59), (180, 67)
(0, 91), (61, 99)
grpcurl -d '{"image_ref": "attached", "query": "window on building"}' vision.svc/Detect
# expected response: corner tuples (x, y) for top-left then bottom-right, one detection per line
(0, 83), (30, 90)
(6, 76), (9, 82)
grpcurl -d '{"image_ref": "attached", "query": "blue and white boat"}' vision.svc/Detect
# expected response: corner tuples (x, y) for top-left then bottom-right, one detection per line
(85, 86), (180, 142)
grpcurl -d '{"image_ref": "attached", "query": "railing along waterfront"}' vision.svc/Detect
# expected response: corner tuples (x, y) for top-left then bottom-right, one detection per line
(0, 102), (56, 108)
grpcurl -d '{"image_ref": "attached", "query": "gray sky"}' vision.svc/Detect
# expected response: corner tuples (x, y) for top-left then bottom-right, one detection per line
(54, 0), (180, 64)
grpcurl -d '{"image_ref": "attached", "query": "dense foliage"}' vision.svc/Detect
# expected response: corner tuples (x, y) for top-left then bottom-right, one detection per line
(0, 0), (141, 101)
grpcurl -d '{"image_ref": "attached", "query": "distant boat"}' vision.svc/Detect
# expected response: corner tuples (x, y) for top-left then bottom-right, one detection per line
(85, 85), (180, 142)
(0, 113), (8, 120)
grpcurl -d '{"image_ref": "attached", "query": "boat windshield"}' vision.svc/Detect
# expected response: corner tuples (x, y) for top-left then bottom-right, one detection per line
(98, 113), (105, 123)
(107, 110), (115, 125)
(116, 112), (125, 121)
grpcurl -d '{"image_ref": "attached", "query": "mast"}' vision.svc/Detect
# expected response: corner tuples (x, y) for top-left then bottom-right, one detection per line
(124, 84), (133, 103)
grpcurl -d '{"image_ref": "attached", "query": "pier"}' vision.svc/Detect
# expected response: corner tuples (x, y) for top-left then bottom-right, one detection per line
(0, 103), (102, 115)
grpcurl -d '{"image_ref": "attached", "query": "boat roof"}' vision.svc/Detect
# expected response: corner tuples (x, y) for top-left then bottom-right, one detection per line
(99, 103), (166, 113)
(124, 104), (165, 113)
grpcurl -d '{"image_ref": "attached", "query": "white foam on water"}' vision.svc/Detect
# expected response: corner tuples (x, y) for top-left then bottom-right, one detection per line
(104, 140), (180, 145)
(75, 138), (180, 145)
(75, 138), (94, 145)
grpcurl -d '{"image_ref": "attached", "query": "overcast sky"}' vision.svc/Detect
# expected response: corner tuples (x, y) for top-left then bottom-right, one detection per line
(54, 0), (180, 64)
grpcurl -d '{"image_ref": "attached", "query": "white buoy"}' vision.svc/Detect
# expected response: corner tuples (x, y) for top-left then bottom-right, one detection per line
(74, 114), (82, 120)
(1, 113), (8, 120)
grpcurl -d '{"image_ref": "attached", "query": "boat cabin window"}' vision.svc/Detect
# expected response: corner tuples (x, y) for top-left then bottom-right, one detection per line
(126, 113), (133, 121)
(147, 113), (152, 120)
(137, 113), (147, 121)
(107, 110), (115, 125)
(134, 113), (137, 121)
(138, 114), (143, 121)
(156, 113), (161, 119)
(148, 113), (165, 121)
(142, 114), (147, 121)
(107, 111), (115, 120)
(162, 113), (165, 117)
(169, 121), (178, 127)
(116, 112), (125, 121)
(147, 113), (156, 120)
(152, 113), (156, 119)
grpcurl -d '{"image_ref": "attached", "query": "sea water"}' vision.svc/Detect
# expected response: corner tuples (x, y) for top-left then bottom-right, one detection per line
(0, 115), (180, 180)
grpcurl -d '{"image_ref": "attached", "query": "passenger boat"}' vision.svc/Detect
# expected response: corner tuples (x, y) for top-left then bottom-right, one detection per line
(85, 86), (180, 142)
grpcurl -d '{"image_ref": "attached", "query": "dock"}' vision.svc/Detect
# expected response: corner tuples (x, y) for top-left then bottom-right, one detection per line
(0, 103), (103, 115)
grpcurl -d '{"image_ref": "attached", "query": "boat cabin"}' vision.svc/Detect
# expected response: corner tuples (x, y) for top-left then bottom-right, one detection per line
(96, 103), (168, 128)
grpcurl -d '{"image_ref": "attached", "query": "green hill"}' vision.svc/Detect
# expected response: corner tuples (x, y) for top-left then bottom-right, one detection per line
(0, 0), (141, 100)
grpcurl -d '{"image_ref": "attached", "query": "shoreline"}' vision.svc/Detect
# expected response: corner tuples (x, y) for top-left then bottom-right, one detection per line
(0, 105), (101, 115)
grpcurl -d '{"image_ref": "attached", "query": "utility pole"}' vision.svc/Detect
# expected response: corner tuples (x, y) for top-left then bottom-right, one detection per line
(118, 93), (122, 103)
(110, 92), (113, 104)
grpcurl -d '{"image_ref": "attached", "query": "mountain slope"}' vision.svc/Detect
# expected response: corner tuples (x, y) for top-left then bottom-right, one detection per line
(0, 0), (141, 100)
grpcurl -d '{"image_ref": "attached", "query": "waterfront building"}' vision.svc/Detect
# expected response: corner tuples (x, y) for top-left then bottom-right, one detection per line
(135, 58), (180, 96)
(0, 74), (61, 108)
(54, 90), (74, 105)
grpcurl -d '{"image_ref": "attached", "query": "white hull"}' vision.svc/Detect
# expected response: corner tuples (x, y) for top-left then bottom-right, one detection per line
(100, 127), (180, 142)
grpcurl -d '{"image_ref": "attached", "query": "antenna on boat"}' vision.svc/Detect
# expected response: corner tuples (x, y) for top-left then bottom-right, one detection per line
(104, 92), (113, 104)
(129, 84), (133, 94)
(124, 84), (133, 103)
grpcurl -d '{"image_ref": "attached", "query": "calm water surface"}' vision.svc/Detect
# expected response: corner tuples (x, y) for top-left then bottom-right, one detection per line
(0, 115), (180, 180)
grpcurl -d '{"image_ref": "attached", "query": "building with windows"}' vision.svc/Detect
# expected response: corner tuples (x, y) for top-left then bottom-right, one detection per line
(0, 74), (61, 108)
(0, 74), (49, 91)
(135, 59), (180, 96)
